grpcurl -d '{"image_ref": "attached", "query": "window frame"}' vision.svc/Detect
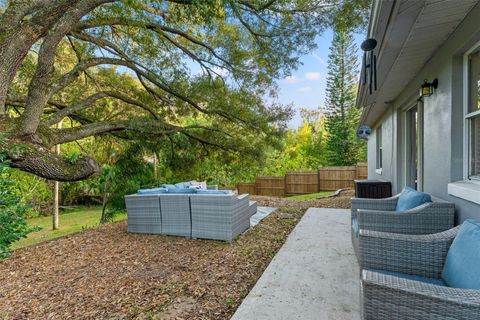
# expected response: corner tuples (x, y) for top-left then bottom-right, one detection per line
(376, 125), (383, 174)
(403, 102), (424, 191)
(463, 41), (480, 181)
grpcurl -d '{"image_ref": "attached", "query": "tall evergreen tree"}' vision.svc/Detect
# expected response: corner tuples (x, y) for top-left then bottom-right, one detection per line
(324, 29), (365, 166)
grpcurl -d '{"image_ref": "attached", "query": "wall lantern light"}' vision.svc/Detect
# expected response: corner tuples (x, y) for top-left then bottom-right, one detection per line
(420, 78), (438, 97)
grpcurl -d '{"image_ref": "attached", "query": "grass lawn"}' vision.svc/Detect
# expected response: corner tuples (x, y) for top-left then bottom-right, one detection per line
(13, 207), (126, 249)
(286, 191), (334, 201)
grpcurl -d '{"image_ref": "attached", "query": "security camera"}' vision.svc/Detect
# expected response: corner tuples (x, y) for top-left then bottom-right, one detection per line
(357, 125), (372, 140)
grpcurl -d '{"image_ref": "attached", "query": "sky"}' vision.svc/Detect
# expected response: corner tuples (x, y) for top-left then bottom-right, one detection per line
(280, 29), (365, 128)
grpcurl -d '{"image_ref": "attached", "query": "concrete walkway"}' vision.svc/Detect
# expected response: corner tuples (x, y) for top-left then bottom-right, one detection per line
(231, 208), (360, 320)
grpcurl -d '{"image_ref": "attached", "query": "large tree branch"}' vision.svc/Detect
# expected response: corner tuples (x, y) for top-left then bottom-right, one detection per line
(49, 56), (242, 123)
(70, 31), (222, 90)
(1, 134), (100, 181)
(50, 57), (124, 94)
(47, 119), (232, 146)
(45, 91), (159, 126)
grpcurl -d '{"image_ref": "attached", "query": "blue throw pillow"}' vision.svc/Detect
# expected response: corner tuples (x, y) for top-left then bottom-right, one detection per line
(162, 184), (177, 190)
(174, 182), (187, 189)
(137, 187), (167, 194)
(395, 186), (431, 211)
(442, 219), (480, 289)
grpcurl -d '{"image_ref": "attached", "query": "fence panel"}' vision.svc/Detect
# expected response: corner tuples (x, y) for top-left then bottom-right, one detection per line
(235, 163), (369, 197)
(255, 176), (285, 197)
(285, 171), (319, 195)
(319, 166), (356, 190)
(237, 183), (256, 195)
(356, 163), (368, 180)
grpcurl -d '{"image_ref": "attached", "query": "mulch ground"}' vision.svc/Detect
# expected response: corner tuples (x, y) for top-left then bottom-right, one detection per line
(0, 190), (353, 320)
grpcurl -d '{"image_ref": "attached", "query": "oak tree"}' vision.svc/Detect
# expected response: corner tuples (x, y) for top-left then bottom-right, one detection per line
(0, 0), (363, 181)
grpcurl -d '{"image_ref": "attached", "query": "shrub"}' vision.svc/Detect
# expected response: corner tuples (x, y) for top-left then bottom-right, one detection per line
(0, 154), (40, 258)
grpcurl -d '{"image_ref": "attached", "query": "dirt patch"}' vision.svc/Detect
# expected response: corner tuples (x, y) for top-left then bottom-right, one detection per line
(0, 190), (353, 320)
(149, 296), (197, 320)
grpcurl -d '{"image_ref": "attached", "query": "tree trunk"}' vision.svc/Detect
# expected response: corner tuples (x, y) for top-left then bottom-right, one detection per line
(53, 180), (60, 229)
(100, 180), (109, 224)
(52, 121), (62, 230)
(153, 152), (158, 180)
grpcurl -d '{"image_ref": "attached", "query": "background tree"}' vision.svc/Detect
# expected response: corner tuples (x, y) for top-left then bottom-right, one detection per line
(324, 28), (365, 166)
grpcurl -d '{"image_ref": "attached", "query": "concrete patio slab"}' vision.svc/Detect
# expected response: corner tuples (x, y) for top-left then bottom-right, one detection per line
(231, 208), (360, 320)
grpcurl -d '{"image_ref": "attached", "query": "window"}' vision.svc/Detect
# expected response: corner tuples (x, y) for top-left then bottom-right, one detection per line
(376, 125), (383, 171)
(466, 47), (480, 179)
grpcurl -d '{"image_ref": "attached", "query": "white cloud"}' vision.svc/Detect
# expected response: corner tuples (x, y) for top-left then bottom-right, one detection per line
(298, 86), (312, 92)
(305, 72), (321, 80)
(284, 75), (300, 84)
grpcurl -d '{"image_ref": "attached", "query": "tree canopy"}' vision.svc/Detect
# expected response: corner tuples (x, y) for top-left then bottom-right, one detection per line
(0, 0), (370, 182)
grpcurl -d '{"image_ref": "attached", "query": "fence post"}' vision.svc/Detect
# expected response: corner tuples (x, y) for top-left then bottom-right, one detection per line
(317, 169), (320, 192)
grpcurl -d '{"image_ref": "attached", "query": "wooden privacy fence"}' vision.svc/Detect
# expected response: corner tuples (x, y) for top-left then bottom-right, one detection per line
(255, 176), (285, 197)
(237, 163), (367, 196)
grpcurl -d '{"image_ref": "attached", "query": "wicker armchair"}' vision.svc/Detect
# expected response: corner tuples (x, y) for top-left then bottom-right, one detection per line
(359, 227), (480, 320)
(351, 194), (455, 258)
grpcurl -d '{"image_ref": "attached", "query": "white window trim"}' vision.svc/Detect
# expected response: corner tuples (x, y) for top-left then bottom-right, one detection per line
(463, 40), (480, 180)
(401, 102), (424, 191)
(448, 39), (480, 204)
(448, 181), (480, 205)
(375, 125), (383, 174)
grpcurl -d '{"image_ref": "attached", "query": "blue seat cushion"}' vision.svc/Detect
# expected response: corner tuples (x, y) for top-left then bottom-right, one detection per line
(369, 269), (446, 286)
(138, 187), (167, 194)
(195, 190), (232, 195)
(442, 219), (480, 289)
(352, 217), (359, 238)
(395, 186), (432, 211)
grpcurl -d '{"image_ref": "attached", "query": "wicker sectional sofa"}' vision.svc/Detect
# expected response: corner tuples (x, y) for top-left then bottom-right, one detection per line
(125, 191), (256, 241)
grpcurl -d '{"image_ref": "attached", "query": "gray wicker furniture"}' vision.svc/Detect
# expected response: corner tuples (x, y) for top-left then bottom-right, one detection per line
(359, 227), (480, 320)
(351, 194), (455, 259)
(125, 194), (162, 234)
(249, 201), (257, 218)
(159, 194), (191, 237)
(125, 192), (255, 241)
(190, 193), (250, 241)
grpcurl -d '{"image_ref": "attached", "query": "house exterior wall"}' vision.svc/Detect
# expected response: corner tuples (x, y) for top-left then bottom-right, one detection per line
(367, 3), (480, 223)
